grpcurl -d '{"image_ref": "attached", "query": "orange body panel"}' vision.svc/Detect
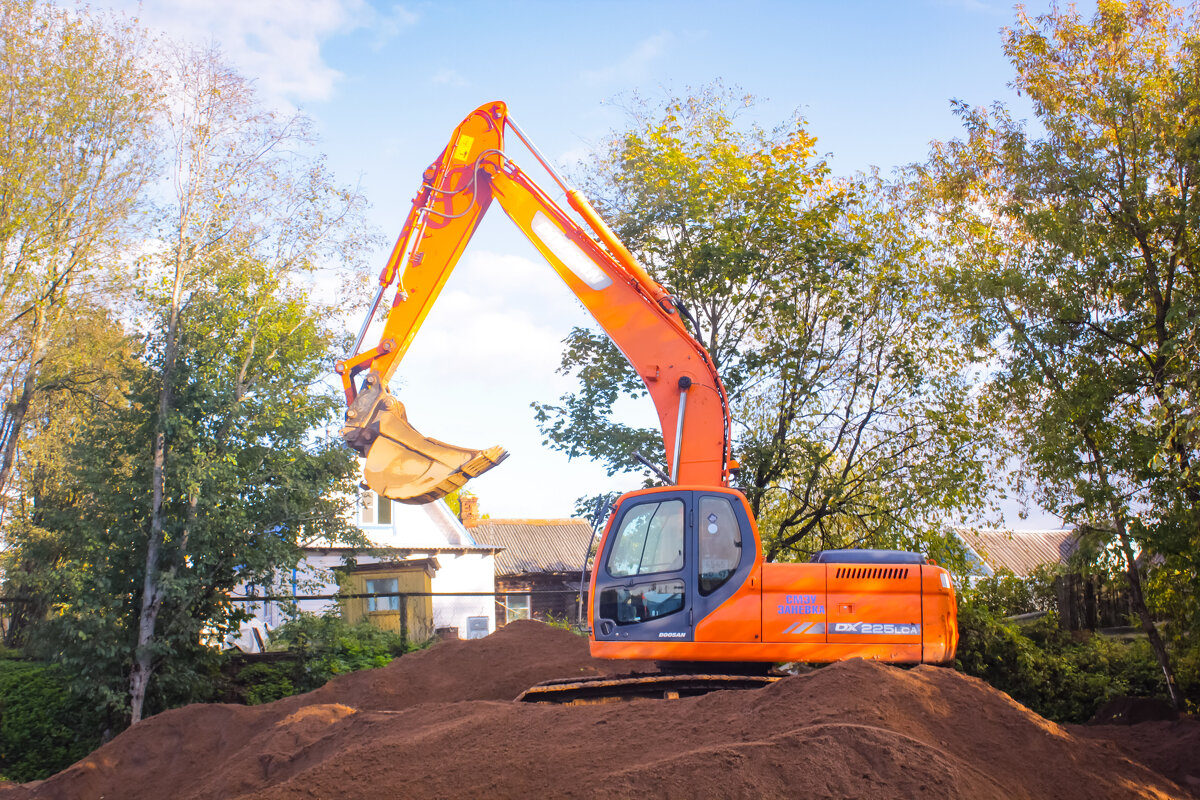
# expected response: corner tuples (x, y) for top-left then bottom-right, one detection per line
(826, 564), (923, 645)
(589, 639), (926, 663)
(589, 487), (957, 665)
(921, 567), (959, 663)
(761, 563), (826, 643)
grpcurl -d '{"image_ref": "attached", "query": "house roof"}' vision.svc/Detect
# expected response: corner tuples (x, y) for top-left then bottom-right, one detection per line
(304, 546), (500, 556)
(956, 528), (1078, 577)
(468, 519), (594, 576)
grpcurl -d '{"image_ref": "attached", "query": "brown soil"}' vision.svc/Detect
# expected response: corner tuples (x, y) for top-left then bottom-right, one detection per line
(1070, 720), (1200, 797)
(2, 620), (1197, 800)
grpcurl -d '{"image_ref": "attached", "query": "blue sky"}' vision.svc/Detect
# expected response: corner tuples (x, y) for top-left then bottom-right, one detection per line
(106, 0), (1067, 524)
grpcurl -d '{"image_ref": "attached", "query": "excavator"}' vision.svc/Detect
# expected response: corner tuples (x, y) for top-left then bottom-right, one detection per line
(337, 102), (957, 702)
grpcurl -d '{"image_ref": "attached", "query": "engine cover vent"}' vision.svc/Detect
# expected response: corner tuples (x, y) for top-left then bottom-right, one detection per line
(834, 567), (911, 580)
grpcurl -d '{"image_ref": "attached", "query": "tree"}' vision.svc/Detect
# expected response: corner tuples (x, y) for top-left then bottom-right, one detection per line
(740, 177), (988, 561)
(535, 86), (988, 562)
(916, 0), (1200, 707)
(0, 0), (158, 505)
(124, 44), (371, 723)
(5, 264), (364, 726)
(0, 303), (135, 650)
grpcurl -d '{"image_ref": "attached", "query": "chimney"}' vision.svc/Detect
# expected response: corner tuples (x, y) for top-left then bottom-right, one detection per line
(459, 494), (480, 527)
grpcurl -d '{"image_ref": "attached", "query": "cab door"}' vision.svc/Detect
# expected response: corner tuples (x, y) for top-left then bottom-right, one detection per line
(592, 491), (693, 642)
(691, 492), (759, 642)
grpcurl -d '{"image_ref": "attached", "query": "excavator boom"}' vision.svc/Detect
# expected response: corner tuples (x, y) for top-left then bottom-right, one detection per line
(338, 101), (732, 502)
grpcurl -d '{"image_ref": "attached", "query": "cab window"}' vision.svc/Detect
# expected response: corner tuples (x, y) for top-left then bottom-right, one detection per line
(698, 495), (742, 595)
(598, 579), (685, 626)
(606, 499), (685, 577)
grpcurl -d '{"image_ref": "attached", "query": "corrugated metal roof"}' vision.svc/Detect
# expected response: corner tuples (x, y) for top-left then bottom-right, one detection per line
(957, 529), (1078, 576)
(469, 519), (594, 576)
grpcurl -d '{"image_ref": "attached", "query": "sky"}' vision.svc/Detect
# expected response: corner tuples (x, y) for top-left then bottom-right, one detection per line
(99, 0), (1071, 524)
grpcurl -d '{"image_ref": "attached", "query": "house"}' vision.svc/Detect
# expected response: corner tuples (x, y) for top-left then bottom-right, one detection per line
(955, 526), (1138, 629)
(229, 490), (501, 651)
(955, 527), (1079, 578)
(460, 496), (595, 627)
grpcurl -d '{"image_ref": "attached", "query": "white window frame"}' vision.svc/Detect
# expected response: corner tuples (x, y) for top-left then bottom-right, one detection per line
(506, 594), (531, 621)
(366, 577), (400, 612)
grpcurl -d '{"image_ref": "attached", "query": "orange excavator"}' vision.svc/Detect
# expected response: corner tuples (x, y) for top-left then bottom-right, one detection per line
(337, 102), (957, 694)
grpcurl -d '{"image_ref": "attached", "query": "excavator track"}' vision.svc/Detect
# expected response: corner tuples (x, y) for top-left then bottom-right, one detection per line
(515, 673), (780, 705)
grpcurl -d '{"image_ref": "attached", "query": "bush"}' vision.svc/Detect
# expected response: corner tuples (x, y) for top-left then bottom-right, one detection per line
(236, 661), (299, 706)
(0, 659), (99, 782)
(228, 614), (434, 705)
(269, 613), (425, 683)
(1144, 558), (1200, 711)
(954, 602), (1166, 722)
(959, 567), (1055, 617)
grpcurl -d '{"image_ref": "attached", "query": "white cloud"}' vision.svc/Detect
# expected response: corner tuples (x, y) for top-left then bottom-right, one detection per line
(108, 0), (412, 105)
(580, 33), (673, 86)
(371, 3), (419, 49)
(395, 249), (585, 381)
(404, 291), (565, 379)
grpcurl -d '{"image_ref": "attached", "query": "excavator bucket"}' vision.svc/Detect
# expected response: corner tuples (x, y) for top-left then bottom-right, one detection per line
(341, 374), (507, 505)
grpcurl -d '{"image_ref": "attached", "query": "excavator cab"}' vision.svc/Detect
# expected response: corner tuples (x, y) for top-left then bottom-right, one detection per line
(591, 487), (761, 646)
(589, 485), (958, 666)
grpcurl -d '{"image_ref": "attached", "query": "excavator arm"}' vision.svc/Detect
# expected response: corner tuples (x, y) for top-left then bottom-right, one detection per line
(338, 101), (734, 503)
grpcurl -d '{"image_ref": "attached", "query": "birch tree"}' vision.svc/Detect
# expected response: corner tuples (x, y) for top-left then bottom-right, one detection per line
(0, 0), (157, 504)
(128, 45), (369, 723)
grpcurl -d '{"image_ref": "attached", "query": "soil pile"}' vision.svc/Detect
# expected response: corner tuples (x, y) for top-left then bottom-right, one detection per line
(1072, 720), (1200, 796)
(3, 620), (1196, 800)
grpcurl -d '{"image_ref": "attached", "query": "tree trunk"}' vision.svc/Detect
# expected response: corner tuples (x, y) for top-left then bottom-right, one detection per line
(128, 259), (185, 724)
(1110, 509), (1184, 710)
(0, 306), (49, 501)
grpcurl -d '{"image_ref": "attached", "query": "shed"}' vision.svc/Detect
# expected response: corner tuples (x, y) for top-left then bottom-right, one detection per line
(340, 558), (439, 641)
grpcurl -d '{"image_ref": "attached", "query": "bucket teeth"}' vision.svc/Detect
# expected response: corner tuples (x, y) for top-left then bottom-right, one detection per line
(342, 378), (507, 504)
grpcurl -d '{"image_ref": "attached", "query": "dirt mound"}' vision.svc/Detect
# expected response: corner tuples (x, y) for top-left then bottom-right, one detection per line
(2, 621), (1195, 800)
(1071, 718), (1200, 796)
(278, 618), (656, 711)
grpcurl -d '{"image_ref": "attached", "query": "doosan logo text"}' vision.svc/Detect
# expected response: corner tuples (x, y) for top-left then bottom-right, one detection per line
(658, 632), (687, 638)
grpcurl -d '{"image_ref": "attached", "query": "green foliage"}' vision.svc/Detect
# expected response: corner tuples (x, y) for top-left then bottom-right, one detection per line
(538, 613), (586, 636)
(955, 602), (1168, 723)
(268, 614), (428, 688)
(3, 266), (363, 724)
(959, 567), (1057, 617)
(236, 661), (299, 706)
(917, 0), (1200, 706)
(0, 9), (373, 730)
(228, 615), (437, 706)
(0, 660), (99, 783)
(0, 0), (160, 509)
(1144, 558), (1200, 708)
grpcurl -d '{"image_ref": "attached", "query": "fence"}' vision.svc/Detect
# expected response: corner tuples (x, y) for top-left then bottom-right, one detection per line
(0, 589), (590, 652)
(229, 589), (590, 650)
(1053, 574), (1138, 631)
